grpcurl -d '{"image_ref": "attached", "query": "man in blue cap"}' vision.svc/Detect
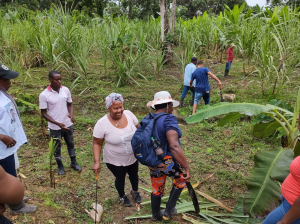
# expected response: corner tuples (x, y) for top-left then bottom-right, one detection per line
(0, 64), (37, 214)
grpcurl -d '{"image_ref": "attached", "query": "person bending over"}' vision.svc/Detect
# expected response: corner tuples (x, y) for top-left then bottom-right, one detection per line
(190, 61), (222, 115)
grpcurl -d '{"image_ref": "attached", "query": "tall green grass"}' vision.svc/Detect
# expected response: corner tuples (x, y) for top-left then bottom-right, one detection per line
(0, 5), (299, 93)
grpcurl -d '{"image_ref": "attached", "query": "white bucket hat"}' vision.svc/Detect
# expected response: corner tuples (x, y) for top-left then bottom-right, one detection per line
(230, 43), (235, 47)
(147, 91), (180, 108)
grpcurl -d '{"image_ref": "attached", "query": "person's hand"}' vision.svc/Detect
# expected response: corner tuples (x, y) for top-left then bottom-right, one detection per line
(218, 82), (222, 90)
(0, 135), (16, 148)
(183, 169), (191, 182)
(276, 221), (284, 224)
(68, 115), (75, 123)
(226, 60), (228, 63)
(58, 123), (70, 130)
(92, 162), (101, 175)
(0, 204), (6, 216)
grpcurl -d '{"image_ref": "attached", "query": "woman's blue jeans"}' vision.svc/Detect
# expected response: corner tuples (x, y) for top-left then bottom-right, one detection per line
(262, 196), (300, 224)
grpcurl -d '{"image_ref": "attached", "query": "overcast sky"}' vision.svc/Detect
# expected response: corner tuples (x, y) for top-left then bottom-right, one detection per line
(246, 0), (266, 7)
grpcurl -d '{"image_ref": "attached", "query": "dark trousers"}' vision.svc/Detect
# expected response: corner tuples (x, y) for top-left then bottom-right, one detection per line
(106, 161), (139, 197)
(0, 216), (13, 224)
(50, 125), (76, 161)
(0, 154), (16, 177)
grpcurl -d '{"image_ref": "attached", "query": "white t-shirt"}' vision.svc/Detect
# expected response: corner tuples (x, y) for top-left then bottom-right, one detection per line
(39, 85), (73, 130)
(0, 92), (27, 160)
(93, 110), (138, 166)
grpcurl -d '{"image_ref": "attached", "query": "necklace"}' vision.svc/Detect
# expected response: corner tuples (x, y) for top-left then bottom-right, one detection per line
(110, 114), (122, 127)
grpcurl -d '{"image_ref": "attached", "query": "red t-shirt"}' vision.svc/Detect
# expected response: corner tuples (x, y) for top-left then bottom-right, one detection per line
(282, 156), (300, 205)
(226, 48), (234, 61)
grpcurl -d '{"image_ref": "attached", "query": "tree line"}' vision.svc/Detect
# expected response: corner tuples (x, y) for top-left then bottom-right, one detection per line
(0, 0), (298, 19)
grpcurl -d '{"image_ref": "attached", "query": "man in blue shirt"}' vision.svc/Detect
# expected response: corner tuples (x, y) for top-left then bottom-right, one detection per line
(180, 57), (197, 107)
(190, 61), (222, 115)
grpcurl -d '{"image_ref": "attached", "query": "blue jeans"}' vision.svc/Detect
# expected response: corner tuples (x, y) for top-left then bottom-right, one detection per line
(194, 91), (210, 105)
(0, 154), (16, 177)
(262, 196), (300, 224)
(225, 61), (232, 71)
(181, 85), (195, 99)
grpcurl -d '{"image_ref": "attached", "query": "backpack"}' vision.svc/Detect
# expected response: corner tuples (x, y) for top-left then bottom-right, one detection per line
(131, 112), (168, 167)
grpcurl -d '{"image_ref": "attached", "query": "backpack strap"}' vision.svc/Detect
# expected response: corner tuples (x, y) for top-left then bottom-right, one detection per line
(152, 112), (169, 142)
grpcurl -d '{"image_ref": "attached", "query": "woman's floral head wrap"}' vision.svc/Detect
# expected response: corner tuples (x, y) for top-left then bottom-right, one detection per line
(105, 93), (124, 109)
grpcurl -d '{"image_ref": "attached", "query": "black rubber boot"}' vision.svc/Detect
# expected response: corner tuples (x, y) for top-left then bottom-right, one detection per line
(191, 96), (194, 106)
(70, 156), (82, 172)
(224, 70), (229, 77)
(179, 98), (184, 108)
(9, 200), (37, 215)
(56, 159), (65, 175)
(162, 187), (183, 221)
(151, 194), (162, 221)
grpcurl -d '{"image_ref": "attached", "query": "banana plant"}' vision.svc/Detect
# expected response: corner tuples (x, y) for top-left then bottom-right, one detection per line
(186, 87), (300, 155)
(186, 88), (300, 217)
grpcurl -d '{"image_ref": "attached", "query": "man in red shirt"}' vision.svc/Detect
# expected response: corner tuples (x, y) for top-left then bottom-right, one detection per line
(224, 43), (235, 77)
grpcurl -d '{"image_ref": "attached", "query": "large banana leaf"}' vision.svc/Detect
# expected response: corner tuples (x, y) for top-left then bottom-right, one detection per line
(294, 139), (300, 157)
(253, 121), (282, 138)
(270, 148), (294, 182)
(218, 112), (245, 126)
(185, 103), (291, 124)
(244, 147), (293, 217)
(233, 196), (262, 224)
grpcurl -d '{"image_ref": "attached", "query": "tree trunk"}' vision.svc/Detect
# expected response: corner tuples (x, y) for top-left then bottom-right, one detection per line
(128, 0), (133, 20)
(159, 0), (165, 42)
(169, 0), (176, 34)
(96, 0), (105, 18)
(160, 0), (174, 65)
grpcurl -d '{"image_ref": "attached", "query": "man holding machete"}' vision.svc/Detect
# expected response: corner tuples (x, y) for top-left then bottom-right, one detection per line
(190, 60), (222, 115)
(146, 91), (199, 221)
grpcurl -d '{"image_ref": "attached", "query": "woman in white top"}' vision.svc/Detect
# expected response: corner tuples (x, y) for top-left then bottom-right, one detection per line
(92, 93), (141, 207)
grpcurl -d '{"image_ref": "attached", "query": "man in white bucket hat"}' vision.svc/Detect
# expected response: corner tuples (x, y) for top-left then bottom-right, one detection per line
(147, 91), (180, 109)
(146, 91), (190, 221)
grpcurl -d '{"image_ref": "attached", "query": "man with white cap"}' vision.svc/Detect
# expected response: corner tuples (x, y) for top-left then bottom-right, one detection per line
(224, 43), (235, 77)
(0, 64), (37, 214)
(146, 91), (191, 221)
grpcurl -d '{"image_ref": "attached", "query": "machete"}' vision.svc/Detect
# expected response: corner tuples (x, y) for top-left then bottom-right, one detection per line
(183, 172), (200, 214)
(220, 88), (224, 102)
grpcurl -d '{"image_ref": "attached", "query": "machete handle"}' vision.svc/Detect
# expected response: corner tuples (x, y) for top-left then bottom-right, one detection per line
(95, 172), (98, 180)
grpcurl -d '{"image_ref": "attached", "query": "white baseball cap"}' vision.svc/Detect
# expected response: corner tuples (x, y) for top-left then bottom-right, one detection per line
(147, 91), (180, 108)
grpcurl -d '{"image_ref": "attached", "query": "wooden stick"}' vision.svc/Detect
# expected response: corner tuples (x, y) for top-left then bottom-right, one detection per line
(196, 190), (233, 213)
